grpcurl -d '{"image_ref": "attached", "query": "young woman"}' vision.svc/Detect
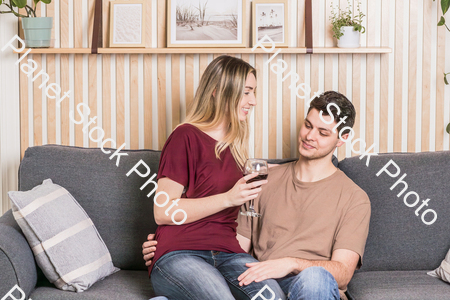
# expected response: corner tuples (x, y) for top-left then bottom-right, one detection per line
(149, 56), (285, 300)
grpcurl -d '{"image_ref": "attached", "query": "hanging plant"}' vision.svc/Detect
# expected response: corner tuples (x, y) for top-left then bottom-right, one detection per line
(434, 0), (450, 132)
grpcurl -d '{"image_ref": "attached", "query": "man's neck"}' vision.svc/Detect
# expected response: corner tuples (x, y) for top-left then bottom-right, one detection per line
(294, 155), (337, 183)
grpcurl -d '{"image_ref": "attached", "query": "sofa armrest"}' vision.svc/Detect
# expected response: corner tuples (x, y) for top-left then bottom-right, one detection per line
(0, 210), (37, 297)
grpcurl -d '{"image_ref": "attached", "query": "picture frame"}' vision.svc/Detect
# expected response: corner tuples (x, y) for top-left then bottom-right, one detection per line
(252, 0), (289, 48)
(167, 0), (246, 48)
(109, 0), (146, 48)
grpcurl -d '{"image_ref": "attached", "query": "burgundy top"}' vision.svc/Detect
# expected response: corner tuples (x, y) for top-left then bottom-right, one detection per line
(148, 124), (246, 274)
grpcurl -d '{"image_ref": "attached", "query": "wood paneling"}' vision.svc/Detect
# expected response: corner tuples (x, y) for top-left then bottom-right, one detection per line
(157, 54), (167, 149)
(33, 55), (42, 146)
(102, 54), (112, 147)
(116, 54), (125, 147)
(17, 0), (449, 161)
(171, 55), (181, 130)
(88, 54), (97, 147)
(144, 54), (153, 148)
(422, 0), (432, 151)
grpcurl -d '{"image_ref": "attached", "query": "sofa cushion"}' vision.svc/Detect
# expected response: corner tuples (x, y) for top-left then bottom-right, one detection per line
(18, 145), (161, 271)
(30, 270), (153, 300)
(428, 247), (450, 283)
(347, 270), (450, 300)
(8, 179), (119, 292)
(338, 151), (450, 271)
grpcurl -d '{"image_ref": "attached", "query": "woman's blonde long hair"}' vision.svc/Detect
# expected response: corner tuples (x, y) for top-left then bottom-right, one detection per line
(183, 55), (256, 169)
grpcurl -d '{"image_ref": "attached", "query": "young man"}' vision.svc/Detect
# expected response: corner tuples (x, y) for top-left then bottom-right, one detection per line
(143, 91), (371, 300)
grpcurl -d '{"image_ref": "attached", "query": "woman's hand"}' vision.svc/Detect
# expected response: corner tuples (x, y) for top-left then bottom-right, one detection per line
(225, 172), (268, 207)
(142, 234), (158, 267)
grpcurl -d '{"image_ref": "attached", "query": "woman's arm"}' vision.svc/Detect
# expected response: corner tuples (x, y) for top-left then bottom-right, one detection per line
(154, 172), (267, 225)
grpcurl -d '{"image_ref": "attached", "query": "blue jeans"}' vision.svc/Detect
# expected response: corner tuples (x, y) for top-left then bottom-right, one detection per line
(151, 250), (286, 300)
(276, 267), (340, 300)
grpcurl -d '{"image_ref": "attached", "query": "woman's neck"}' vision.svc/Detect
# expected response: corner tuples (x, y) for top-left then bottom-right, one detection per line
(202, 121), (228, 142)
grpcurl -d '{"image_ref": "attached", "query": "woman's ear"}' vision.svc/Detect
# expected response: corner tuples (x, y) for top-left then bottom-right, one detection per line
(212, 89), (216, 98)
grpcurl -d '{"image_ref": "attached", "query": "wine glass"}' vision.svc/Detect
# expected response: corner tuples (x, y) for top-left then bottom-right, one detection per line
(240, 159), (268, 218)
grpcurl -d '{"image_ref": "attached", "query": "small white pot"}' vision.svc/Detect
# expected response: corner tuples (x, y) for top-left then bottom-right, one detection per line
(337, 26), (360, 48)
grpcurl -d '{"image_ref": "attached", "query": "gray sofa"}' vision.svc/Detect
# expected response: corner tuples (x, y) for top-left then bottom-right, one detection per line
(0, 145), (449, 300)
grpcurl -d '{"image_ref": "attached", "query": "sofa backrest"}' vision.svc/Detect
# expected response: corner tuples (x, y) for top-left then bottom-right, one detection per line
(19, 145), (449, 273)
(338, 151), (450, 271)
(18, 145), (160, 271)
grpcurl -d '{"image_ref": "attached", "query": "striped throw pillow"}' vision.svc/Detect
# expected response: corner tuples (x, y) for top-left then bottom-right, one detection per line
(428, 249), (450, 283)
(8, 179), (119, 292)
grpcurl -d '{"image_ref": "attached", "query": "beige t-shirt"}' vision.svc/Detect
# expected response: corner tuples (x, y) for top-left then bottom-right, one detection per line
(237, 162), (371, 298)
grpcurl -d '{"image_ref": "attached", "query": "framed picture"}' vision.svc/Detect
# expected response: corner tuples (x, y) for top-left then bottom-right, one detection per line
(109, 0), (146, 47)
(167, 0), (246, 48)
(252, 0), (289, 48)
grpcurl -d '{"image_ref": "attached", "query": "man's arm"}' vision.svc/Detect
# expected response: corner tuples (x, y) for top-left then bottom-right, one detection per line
(290, 249), (360, 289)
(238, 248), (360, 290)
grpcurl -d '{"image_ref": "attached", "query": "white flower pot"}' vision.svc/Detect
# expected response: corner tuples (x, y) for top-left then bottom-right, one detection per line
(337, 26), (360, 48)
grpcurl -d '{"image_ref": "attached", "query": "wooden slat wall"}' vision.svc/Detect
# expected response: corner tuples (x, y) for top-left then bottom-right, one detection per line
(18, 0), (450, 161)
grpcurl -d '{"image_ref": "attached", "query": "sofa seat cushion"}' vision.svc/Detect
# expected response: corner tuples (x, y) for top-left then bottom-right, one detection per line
(347, 270), (450, 300)
(29, 270), (153, 300)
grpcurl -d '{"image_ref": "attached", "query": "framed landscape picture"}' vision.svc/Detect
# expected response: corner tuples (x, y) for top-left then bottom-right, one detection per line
(252, 0), (289, 48)
(109, 0), (146, 47)
(167, 0), (246, 48)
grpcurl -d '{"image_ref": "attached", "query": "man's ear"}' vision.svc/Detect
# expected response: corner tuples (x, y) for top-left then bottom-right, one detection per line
(337, 133), (349, 147)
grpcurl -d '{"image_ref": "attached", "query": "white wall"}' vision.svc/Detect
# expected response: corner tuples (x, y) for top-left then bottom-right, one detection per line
(0, 14), (21, 215)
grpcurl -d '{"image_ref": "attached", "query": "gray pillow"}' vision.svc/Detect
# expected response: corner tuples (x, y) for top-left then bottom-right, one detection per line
(428, 249), (450, 284)
(8, 179), (119, 292)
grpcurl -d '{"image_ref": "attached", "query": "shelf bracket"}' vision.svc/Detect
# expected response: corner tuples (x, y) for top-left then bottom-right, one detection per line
(91, 0), (103, 54)
(305, 0), (313, 54)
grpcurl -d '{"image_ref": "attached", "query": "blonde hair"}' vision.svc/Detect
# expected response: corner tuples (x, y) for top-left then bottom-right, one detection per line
(183, 55), (256, 169)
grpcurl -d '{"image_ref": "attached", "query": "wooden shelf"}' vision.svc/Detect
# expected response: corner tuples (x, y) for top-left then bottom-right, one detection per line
(311, 47), (392, 54)
(16, 47), (392, 54)
(16, 48), (92, 54)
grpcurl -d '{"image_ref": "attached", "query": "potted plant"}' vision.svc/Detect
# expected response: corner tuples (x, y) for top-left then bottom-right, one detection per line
(0, 0), (53, 48)
(329, 0), (365, 48)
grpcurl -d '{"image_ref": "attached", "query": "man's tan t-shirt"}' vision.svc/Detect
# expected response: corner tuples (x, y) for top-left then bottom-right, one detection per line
(237, 161), (371, 268)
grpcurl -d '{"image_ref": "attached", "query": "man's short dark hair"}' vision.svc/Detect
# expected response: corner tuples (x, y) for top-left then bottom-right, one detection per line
(307, 91), (356, 135)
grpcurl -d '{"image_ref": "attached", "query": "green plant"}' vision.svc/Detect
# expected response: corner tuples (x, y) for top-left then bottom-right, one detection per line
(434, 1), (450, 132)
(0, 0), (51, 18)
(435, 0), (450, 31)
(435, 0), (450, 86)
(330, 0), (365, 40)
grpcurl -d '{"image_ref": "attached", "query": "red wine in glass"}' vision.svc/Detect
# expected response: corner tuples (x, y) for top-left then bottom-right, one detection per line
(246, 174), (268, 184)
(240, 159), (268, 218)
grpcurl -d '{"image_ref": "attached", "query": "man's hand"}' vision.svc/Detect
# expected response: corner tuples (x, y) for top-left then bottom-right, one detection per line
(238, 258), (295, 286)
(142, 234), (157, 267)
